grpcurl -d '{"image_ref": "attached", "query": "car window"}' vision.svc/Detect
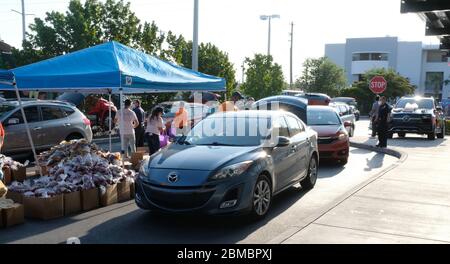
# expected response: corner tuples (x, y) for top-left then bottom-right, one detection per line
(42, 106), (66, 121)
(280, 103), (307, 123)
(61, 106), (75, 116)
(285, 116), (302, 137)
(8, 106), (40, 124)
(297, 120), (305, 132)
(273, 117), (290, 138)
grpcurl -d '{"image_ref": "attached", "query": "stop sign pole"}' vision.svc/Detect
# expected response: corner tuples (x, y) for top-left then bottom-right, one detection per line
(369, 76), (387, 94)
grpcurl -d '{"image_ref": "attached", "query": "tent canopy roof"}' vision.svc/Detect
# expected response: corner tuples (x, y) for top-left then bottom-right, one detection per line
(0, 41), (226, 93)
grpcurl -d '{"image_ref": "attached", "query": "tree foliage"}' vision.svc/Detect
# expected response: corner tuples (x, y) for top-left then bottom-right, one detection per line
(241, 54), (284, 100)
(295, 57), (347, 97)
(340, 68), (416, 114)
(2, 0), (237, 106)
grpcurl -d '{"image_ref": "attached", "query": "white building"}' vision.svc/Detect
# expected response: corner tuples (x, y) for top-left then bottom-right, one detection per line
(325, 37), (450, 100)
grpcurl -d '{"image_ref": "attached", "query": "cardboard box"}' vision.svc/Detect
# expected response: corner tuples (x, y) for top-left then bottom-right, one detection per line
(0, 181), (6, 198)
(137, 147), (148, 153)
(81, 188), (99, 211)
(64, 191), (81, 216)
(130, 182), (135, 198)
(131, 152), (145, 167)
(35, 166), (49, 176)
(2, 167), (12, 185)
(6, 191), (23, 204)
(1, 203), (25, 227)
(117, 181), (130, 202)
(12, 166), (26, 182)
(100, 184), (118, 207)
(23, 195), (64, 220)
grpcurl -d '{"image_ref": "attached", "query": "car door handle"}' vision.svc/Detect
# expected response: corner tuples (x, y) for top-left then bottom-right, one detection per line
(33, 127), (42, 131)
(64, 123), (72, 127)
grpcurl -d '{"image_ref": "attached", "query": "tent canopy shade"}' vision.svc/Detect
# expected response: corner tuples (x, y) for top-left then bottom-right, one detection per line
(0, 41), (226, 93)
(0, 69), (14, 85)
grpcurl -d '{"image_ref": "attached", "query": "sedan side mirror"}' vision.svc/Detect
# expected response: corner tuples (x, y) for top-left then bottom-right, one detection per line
(276, 136), (291, 147)
(7, 118), (20, 125)
(344, 121), (352, 128)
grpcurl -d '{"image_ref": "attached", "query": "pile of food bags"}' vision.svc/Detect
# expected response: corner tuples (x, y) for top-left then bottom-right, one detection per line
(0, 154), (27, 171)
(8, 139), (135, 198)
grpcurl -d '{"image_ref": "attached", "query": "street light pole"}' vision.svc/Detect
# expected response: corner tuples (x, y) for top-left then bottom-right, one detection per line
(11, 0), (34, 43)
(192, 0), (199, 71)
(289, 22), (294, 89)
(260, 14), (280, 57)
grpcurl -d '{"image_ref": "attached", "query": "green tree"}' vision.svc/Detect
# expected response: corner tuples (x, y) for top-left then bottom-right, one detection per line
(241, 54), (284, 100)
(295, 57), (347, 97)
(340, 68), (416, 114)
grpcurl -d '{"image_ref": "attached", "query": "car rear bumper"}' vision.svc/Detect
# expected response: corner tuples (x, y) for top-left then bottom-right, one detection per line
(318, 140), (349, 160)
(135, 176), (255, 215)
(389, 123), (434, 134)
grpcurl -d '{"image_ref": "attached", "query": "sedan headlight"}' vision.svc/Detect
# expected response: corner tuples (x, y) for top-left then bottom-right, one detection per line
(338, 132), (348, 141)
(139, 158), (150, 178)
(209, 161), (253, 181)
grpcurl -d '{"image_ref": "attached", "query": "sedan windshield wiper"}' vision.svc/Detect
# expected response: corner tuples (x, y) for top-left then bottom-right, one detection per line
(198, 142), (240, 146)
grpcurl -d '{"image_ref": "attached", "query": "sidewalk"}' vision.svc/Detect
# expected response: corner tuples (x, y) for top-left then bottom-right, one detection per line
(278, 135), (450, 244)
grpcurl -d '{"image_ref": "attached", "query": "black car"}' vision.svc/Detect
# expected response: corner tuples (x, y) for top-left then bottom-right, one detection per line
(389, 96), (445, 140)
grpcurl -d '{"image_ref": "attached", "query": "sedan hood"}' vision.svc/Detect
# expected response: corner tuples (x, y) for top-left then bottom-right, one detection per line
(309, 125), (341, 137)
(149, 144), (259, 171)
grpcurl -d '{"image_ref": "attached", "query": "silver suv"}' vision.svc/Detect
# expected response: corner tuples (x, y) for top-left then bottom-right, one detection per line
(0, 99), (93, 156)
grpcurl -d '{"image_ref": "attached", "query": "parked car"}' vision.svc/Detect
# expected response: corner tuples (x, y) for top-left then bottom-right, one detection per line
(253, 96), (350, 165)
(349, 105), (360, 121)
(0, 99), (93, 156)
(281, 89), (303, 96)
(389, 96), (445, 140)
(307, 106), (350, 165)
(331, 97), (357, 107)
(295, 93), (331, 106)
(135, 110), (319, 218)
(329, 102), (356, 137)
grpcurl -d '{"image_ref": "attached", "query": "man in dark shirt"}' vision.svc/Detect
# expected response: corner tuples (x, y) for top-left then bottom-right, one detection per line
(133, 99), (145, 148)
(376, 96), (391, 148)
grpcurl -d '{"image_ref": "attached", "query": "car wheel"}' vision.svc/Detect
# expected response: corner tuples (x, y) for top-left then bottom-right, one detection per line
(251, 175), (272, 218)
(349, 126), (354, 137)
(301, 156), (318, 190)
(398, 132), (406, 138)
(66, 133), (83, 141)
(339, 158), (348, 166)
(428, 132), (436, 140)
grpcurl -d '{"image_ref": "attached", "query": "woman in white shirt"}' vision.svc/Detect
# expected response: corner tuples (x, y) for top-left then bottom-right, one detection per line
(145, 106), (164, 155)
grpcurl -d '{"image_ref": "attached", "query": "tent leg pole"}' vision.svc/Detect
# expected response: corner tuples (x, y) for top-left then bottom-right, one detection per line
(108, 92), (112, 152)
(119, 90), (125, 169)
(13, 79), (42, 177)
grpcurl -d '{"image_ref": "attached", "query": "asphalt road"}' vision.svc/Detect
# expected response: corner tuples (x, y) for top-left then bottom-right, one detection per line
(0, 119), (398, 244)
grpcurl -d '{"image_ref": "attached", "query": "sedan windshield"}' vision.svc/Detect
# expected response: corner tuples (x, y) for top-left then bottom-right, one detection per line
(395, 98), (434, 109)
(0, 104), (15, 120)
(307, 109), (341, 126)
(182, 117), (272, 146)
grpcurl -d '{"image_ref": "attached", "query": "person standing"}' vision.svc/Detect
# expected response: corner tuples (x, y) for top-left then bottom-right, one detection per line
(145, 107), (164, 155)
(219, 91), (244, 112)
(132, 99), (145, 148)
(173, 101), (189, 135)
(369, 95), (380, 137)
(376, 96), (391, 148)
(115, 99), (139, 158)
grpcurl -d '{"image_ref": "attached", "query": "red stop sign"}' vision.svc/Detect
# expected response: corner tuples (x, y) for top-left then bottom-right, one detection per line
(369, 76), (387, 94)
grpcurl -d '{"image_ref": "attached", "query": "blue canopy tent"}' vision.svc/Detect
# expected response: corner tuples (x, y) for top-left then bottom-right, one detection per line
(0, 41), (226, 167)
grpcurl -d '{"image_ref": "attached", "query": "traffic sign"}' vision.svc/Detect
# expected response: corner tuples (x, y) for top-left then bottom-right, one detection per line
(369, 76), (387, 94)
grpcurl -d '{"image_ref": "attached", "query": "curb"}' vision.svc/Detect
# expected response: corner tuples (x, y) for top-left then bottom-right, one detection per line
(267, 141), (407, 244)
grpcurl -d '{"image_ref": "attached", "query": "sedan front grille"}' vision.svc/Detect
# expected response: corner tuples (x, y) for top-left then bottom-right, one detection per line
(318, 137), (337, 144)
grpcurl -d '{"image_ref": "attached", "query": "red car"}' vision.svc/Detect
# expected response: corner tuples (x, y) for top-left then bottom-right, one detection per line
(307, 106), (350, 165)
(296, 93), (331, 106)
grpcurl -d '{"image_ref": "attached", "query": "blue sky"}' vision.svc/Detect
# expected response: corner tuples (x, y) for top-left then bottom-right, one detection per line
(0, 0), (439, 82)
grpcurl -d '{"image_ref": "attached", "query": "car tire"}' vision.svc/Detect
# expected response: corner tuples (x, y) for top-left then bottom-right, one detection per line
(301, 156), (318, 190)
(398, 132), (406, 138)
(339, 158), (348, 166)
(428, 132), (436, 140)
(349, 126), (355, 137)
(66, 133), (83, 141)
(251, 174), (272, 219)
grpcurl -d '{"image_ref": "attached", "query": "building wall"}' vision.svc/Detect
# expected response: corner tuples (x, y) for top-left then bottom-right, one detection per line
(325, 37), (450, 99)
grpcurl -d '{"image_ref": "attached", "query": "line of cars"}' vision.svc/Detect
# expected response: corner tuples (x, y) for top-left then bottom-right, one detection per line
(135, 93), (358, 218)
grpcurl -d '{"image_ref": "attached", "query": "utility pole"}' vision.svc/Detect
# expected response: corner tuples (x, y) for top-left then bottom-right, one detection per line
(289, 22), (294, 89)
(260, 15), (280, 57)
(192, 0), (199, 71)
(11, 0), (34, 43)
